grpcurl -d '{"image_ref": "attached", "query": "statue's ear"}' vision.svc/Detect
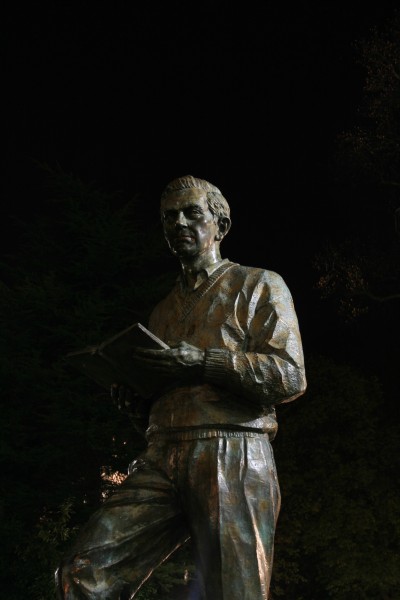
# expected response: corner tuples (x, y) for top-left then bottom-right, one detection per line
(215, 217), (231, 241)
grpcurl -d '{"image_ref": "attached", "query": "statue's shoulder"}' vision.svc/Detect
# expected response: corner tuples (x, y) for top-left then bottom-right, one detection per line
(230, 264), (292, 306)
(233, 263), (287, 287)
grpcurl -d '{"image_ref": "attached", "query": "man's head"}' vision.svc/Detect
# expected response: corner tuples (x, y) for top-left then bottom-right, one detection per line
(160, 175), (231, 263)
(160, 175), (231, 221)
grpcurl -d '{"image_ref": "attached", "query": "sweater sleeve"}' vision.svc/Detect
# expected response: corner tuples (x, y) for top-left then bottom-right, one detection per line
(204, 271), (307, 407)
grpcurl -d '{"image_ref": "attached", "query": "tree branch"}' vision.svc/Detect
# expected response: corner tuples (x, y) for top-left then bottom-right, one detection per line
(360, 290), (400, 303)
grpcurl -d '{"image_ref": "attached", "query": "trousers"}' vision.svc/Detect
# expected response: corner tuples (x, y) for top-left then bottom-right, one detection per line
(56, 433), (280, 600)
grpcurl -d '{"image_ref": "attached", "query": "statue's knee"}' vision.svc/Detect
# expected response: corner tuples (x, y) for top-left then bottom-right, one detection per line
(55, 555), (90, 599)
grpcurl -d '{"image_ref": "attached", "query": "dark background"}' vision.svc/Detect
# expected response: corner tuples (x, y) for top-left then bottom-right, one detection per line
(3, 1), (398, 384)
(2, 3), (400, 598)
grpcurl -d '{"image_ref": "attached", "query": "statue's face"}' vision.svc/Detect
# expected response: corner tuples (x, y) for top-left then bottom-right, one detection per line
(161, 188), (220, 259)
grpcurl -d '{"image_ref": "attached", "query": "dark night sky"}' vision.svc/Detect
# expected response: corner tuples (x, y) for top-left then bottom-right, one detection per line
(3, 2), (399, 387)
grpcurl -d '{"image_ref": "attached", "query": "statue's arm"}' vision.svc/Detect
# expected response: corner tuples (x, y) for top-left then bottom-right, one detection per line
(204, 273), (307, 407)
(135, 272), (306, 407)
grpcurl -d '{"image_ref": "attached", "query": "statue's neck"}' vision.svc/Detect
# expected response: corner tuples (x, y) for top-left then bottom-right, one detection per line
(180, 247), (222, 287)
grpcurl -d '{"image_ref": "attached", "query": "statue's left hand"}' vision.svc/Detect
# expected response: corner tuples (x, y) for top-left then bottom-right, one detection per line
(131, 341), (205, 382)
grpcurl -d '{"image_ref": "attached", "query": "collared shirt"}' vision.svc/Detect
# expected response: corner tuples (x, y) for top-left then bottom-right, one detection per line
(146, 261), (307, 440)
(179, 257), (230, 291)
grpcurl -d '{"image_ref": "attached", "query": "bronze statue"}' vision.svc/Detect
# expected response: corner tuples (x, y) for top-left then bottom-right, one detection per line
(56, 175), (307, 599)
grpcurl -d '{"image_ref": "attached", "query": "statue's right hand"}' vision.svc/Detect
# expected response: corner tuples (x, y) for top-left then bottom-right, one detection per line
(111, 383), (134, 413)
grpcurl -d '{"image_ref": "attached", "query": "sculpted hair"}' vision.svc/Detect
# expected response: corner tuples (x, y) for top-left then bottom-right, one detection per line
(160, 175), (231, 220)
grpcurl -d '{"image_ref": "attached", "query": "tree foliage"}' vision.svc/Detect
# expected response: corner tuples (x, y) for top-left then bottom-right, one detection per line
(0, 164), (177, 598)
(314, 10), (400, 319)
(271, 355), (400, 599)
(313, 236), (400, 320)
(338, 10), (400, 192)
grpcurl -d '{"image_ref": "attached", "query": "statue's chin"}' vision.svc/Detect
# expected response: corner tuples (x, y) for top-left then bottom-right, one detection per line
(171, 242), (197, 258)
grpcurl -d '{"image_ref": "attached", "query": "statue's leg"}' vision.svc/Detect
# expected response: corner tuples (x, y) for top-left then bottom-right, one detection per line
(56, 444), (189, 599)
(181, 435), (281, 600)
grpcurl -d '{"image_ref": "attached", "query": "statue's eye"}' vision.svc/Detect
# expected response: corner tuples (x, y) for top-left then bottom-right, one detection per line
(187, 208), (202, 217)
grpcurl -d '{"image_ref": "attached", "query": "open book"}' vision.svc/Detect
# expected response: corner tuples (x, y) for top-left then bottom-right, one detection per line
(64, 322), (169, 399)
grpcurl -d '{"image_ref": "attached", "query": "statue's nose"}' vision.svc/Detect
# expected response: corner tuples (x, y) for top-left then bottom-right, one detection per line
(175, 211), (188, 227)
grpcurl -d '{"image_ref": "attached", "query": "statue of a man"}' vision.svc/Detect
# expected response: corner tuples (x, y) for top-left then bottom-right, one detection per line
(56, 175), (307, 599)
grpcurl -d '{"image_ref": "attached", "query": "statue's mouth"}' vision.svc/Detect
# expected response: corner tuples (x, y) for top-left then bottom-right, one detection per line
(174, 234), (194, 242)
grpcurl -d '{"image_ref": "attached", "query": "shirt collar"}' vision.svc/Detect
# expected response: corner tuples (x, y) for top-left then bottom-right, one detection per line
(177, 258), (230, 290)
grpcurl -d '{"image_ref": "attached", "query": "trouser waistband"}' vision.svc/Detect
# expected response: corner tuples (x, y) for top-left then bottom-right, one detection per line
(146, 428), (270, 442)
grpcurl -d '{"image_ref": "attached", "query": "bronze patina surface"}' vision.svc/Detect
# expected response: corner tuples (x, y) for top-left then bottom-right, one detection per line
(56, 175), (307, 599)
